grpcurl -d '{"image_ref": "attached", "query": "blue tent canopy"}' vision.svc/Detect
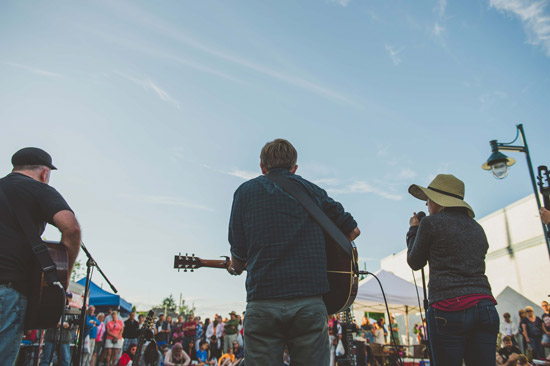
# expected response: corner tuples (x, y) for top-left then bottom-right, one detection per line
(77, 278), (133, 313)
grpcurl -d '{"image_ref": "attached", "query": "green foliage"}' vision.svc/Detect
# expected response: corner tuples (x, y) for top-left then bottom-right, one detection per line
(70, 259), (86, 282)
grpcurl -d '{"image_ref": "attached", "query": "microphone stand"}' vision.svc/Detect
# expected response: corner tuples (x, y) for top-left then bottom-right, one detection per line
(421, 268), (434, 366)
(73, 241), (117, 366)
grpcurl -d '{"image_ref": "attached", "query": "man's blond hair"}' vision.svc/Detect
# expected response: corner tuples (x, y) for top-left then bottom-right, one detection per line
(260, 139), (297, 172)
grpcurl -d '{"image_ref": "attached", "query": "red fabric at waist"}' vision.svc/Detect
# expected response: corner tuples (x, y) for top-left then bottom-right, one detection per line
(432, 294), (497, 311)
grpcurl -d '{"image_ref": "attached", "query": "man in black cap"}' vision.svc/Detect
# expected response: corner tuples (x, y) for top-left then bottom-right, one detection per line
(0, 147), (81, 364)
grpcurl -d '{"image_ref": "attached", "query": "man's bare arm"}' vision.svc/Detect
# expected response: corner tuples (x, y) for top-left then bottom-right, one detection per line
(52, 210), (81, 272)
(347, 227), (360, 241)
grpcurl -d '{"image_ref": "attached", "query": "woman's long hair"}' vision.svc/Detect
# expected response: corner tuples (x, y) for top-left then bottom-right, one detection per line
(143, 342), (159, 366)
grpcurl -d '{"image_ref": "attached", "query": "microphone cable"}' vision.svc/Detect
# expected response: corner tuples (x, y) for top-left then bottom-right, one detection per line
(359, 270), (404, 366)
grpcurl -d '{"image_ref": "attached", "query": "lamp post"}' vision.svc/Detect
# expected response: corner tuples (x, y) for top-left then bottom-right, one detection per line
(481, 123), (550, 259)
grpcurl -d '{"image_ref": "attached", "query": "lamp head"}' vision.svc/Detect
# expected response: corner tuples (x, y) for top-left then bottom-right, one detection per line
(482, 148), (516, 179)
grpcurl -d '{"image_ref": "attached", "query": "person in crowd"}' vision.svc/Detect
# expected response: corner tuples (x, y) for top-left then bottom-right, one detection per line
(389, 315), (400, 345)
(206, 317), (223, 358)
(361, 316), (374, 344)
(496, 335), (522, 366)
(185, 338), (198, 361)
(540, 207), (550, 225)
(138, 314), (145, 329)
(84, 306), (99, 366)
(518, 309), (528, 353)
(91, 312), (106, 366)
(516, 354), (533, 366)
(232, 340), (243, 363)
(140, 341), (163, 366)
(105, 310), (125, 366)
(39, 320), (75, 366)
(155, 313), (171, 348)
(541, 301), (550, 319)
(541, 309), (550, 354)
(227, 139), (360, 366)
(172, 315), (185, 345)
(164, 342), (191, 366)
(374, 319), (386, 344)
(522, 306), (544, 359)
(183, 314), (197, 346)
(407, 174), (499, 365)
(123, 311), (140, 352)
(118, 343), (137, 366)
(0, 147), (81, 364)
(197, 340), (216, 366)
(223, 312), (239, 354)
(105, 309), (114, 324)
(218, 347), (235, 366)
(500, 312), (519, 347)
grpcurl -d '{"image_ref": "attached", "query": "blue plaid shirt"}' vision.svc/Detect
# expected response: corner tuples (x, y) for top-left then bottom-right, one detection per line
(229, 168), (358, 302)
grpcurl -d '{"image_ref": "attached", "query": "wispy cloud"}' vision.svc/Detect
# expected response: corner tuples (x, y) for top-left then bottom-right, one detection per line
(116, 72), (181, 109)
(479, 90), (508, 110)
(120, 194), (213, 211)
(490, 0), (550, 57)
(436, 0), (447, 18)
(399, 168), (417, 179)
(385, 45), (404, 65)
(101, 1), (355, 105)
(226, 170), (258, 180)
(4, 62), (64, 78)
(328, 180), (403, 201)
(329, 0), (353, 7)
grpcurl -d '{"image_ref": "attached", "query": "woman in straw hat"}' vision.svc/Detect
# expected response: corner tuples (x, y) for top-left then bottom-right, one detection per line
(406, 174), (499, 366)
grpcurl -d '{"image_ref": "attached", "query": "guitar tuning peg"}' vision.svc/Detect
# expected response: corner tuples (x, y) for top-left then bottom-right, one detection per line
(184, 269), (187, 272)
(190, 269), (194, 272)
(186, 253), (188, 256)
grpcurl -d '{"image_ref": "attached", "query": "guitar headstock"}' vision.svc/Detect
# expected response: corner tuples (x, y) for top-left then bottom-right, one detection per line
(537, 165), (550, 196)
(174, 253), (202, 272)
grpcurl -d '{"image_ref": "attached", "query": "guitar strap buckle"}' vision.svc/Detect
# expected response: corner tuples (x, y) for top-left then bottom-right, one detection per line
(32, 242), (49, 254)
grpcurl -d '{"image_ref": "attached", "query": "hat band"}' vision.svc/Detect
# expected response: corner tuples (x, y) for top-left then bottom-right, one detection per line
(428, 187), (463, 200)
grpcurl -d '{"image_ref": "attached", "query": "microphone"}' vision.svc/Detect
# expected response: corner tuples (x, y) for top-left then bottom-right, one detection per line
(416, 211), (426, 222)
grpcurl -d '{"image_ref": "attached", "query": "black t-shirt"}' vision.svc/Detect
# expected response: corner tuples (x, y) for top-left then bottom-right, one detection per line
(521, 316), (543, 338)
(498, 346), (522, 363)
(123, 318), (140, 339)
(0, 173), (72, 291)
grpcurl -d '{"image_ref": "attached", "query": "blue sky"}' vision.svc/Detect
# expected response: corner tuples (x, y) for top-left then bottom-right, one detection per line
(1, 0), (549, 316)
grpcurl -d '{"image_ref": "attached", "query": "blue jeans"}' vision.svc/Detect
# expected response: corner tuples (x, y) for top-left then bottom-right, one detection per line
(427, 299), (499, 366)
(39, 341), (71, 366)
(0, 285), (27, 365)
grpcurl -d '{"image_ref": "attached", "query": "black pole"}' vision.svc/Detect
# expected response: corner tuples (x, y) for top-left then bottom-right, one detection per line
(421, 268), (434, 366)
(73, 241), (117, 366)
(516, 124), (550, 259)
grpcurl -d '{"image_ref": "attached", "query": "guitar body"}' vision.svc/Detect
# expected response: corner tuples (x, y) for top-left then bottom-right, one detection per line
(25, 241), (69, 330)
(324, 238), (359, 315)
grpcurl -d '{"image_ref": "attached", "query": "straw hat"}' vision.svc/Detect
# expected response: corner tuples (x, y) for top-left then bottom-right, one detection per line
(408, 174), (475, 218)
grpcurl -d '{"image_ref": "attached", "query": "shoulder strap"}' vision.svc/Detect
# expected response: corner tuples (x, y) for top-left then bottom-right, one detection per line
(0, 182), (61, 286)
(265, 173), (354, 259)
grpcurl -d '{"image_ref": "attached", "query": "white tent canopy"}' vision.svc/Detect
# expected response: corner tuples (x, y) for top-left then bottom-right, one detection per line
(353, 269), (423, 314)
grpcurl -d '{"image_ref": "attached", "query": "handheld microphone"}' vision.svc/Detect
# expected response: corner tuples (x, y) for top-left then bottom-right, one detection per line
(416, 211), (426, 222)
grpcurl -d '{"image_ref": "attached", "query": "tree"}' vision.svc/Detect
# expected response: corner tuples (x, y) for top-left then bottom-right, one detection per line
(70, 259), (86, 282)
(161, 294), (177, 312)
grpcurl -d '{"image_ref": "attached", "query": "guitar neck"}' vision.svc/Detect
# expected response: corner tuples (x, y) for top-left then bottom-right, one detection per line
(199, 259), (230, 269)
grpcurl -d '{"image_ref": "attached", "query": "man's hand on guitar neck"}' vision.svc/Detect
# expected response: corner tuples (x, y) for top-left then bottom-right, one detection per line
(541, 207), (550, 225)
(347, 226), (361, 242)
(227, 255), (245, 276)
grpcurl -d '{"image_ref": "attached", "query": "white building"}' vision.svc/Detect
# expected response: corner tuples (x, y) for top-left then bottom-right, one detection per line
(381, 193), (549, 309)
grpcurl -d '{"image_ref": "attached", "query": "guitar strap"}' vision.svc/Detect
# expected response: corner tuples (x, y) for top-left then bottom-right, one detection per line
(265, 173), (356, 265)
(0, 182), (62, 286)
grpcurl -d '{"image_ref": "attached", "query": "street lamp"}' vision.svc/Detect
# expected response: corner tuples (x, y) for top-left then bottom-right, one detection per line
(481, 123), (550, 259)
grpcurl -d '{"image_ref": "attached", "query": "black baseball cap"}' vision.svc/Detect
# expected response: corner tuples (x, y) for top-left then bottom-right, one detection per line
(11, 147), (57, 170)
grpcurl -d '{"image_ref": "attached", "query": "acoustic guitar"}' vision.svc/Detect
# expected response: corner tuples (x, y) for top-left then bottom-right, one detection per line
(24, 241), (69, 330)
(174, 240), (358, 315)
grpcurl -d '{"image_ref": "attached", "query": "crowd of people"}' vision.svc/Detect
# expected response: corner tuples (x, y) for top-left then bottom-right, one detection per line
(79, 308), (246, 366)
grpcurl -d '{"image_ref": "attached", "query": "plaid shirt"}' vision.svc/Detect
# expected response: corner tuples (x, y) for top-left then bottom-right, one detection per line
(229, 168), (357, 302)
